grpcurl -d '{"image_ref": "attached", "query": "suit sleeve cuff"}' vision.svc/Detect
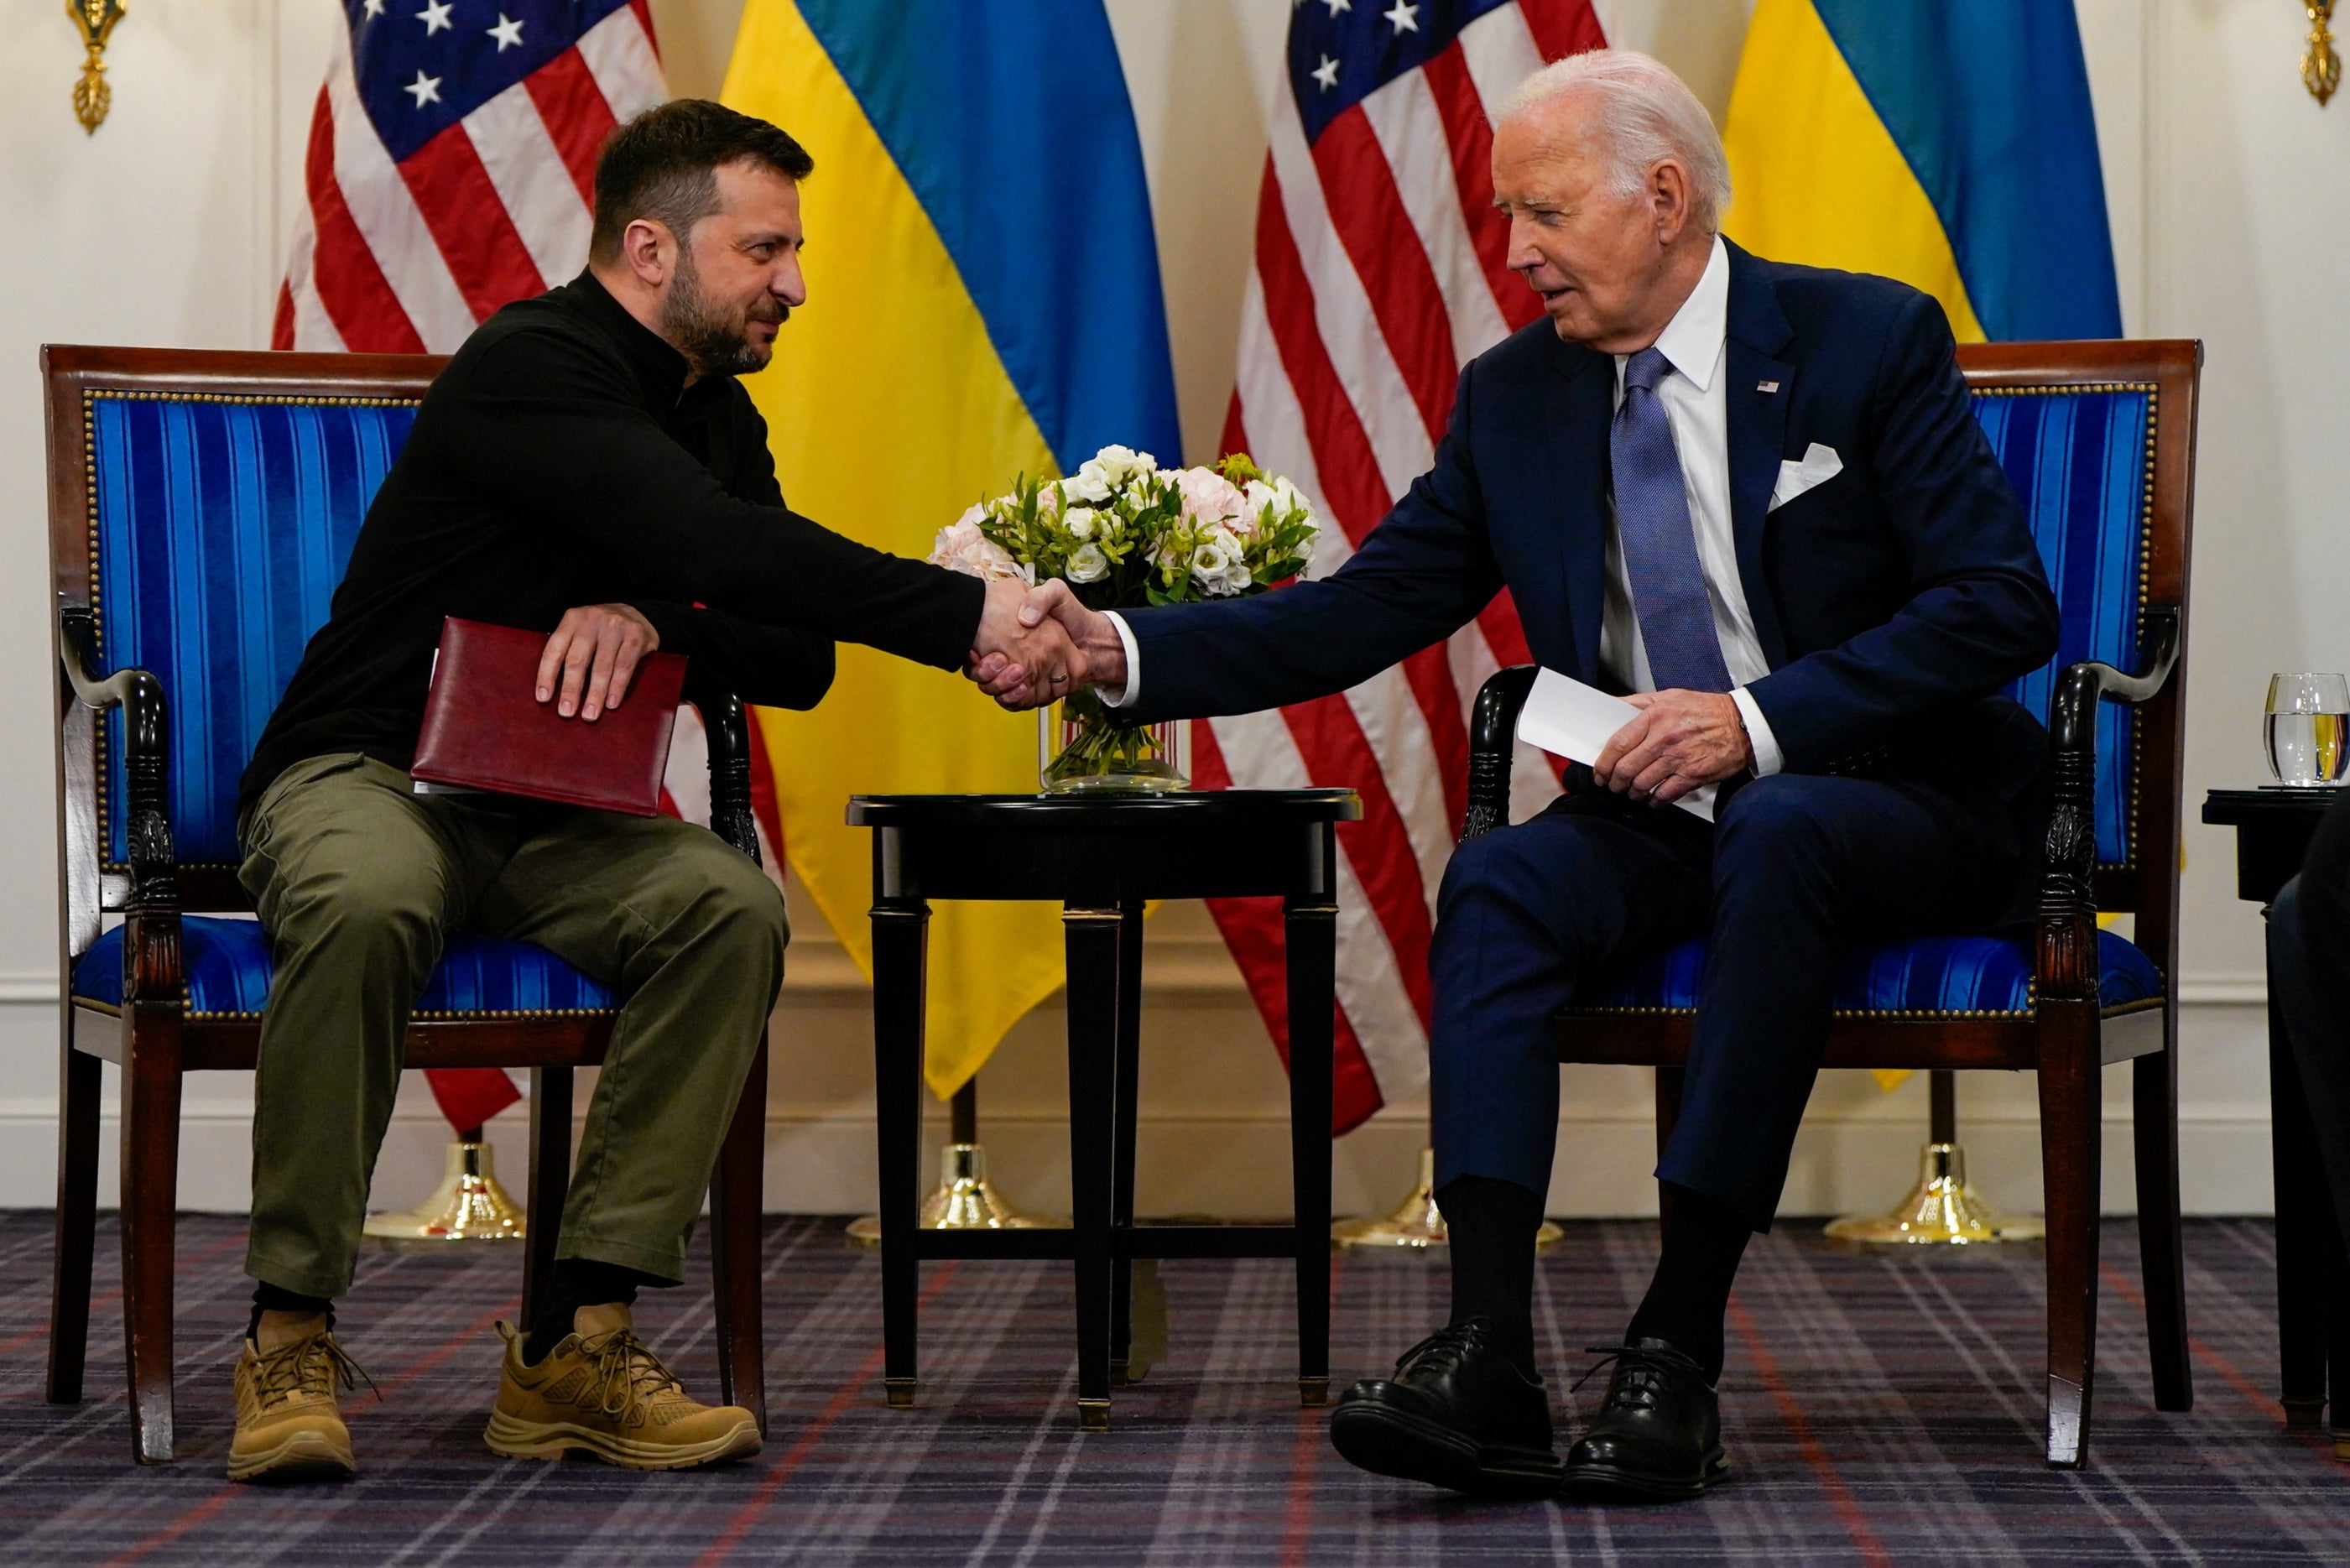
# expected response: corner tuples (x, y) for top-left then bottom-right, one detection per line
(1731, 687), (1783, 777)
(1102, 612), (1142, 709)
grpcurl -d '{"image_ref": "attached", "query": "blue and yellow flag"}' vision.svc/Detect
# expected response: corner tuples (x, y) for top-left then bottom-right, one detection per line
(1722, 0), (2123, 343)
(722, 1), (1180, 1097)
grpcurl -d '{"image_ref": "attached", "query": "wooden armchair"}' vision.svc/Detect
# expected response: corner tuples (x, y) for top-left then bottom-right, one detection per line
(41, 346), (771, 1463)
(1460, 340), (2202, 1467)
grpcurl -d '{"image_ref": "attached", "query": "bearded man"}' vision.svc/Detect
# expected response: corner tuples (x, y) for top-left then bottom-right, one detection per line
(997, 51), (2058, 1502)
(228, 100), (1076, 1482)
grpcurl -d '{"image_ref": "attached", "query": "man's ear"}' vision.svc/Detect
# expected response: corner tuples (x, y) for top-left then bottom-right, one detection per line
(1649, 159), (1691, 248)
(621, 217), (673, 289)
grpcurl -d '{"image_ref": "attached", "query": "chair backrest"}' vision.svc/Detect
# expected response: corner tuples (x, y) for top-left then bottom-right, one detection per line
(45, 346), (446, 953)
(1958, 341), (2200, 958)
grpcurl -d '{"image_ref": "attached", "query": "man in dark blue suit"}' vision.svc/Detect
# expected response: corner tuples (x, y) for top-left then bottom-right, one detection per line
(993, 50), (2057, 1502)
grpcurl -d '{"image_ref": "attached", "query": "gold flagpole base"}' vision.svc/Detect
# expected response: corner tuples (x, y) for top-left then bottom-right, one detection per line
(1332, 1146), (1564, 1252)
(362, 1138), (526, 1247)
(1823, 1141), (2045, 1245)
(846, 1142), (1066, 1247)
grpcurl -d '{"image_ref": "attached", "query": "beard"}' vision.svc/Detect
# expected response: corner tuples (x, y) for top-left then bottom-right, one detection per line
(661, 246), (788, 379)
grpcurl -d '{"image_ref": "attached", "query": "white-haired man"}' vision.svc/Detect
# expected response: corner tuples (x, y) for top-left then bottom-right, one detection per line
(989, 51), (2057, 1501)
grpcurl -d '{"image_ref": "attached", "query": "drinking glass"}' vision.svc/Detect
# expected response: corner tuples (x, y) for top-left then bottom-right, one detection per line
(2264, 672), (2350, 786)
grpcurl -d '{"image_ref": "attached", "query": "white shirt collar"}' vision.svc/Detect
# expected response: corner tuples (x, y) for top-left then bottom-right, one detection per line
(1634, 234), (1728, 393)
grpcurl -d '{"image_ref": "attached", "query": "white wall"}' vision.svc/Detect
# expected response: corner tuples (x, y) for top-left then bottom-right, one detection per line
(0, 1), (2337, 1222)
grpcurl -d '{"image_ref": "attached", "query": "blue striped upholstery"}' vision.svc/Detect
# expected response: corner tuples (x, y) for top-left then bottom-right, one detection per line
(1974, 388), (2151, 870)
(1569, 929), (2162, 1018)
(1570, 386), (2164, 1022)
(71, 919), (615, 1018)
(86, 393), (415, 869)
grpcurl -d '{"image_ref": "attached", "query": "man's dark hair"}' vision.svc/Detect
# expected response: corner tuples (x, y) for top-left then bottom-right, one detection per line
(589, 99), (813, 265)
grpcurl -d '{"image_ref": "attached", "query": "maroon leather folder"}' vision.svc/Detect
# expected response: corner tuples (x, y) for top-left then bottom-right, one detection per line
(409, 617), (689, 816)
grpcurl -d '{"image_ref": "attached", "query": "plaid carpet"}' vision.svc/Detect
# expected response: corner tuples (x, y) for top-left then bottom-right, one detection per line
(0, 1213), (2340, 1565)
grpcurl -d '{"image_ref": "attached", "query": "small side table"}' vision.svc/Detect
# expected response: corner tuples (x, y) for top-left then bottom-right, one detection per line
(2200, 787), (2350, 1440)
(847, 789), (1362, 1430)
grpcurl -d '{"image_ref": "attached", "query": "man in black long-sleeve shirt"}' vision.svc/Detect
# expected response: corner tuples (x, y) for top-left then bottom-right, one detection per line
(227, 102), (1074, 1484)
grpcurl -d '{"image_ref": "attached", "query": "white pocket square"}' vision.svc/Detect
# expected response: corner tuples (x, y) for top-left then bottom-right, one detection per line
(1769, 442), (1843, 511)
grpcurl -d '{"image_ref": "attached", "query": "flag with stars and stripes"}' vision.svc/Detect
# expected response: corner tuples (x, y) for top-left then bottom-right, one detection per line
(1201, 0), (1604, 1133)
(274, 0), (665, 355)
(271, 1), (793, 1135)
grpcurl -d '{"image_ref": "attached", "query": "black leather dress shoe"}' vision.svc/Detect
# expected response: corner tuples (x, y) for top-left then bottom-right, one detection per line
(1327, 1319), (1563, 1498)
(1559, 1338), (1730, 1502)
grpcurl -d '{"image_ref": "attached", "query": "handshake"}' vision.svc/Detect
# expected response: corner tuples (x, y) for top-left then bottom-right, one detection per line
(962, 578), (1127, 711)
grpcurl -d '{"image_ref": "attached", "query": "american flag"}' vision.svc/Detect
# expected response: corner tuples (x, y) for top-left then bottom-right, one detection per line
(273, 0), (788, 1133)
(274, 0), (665, 356)
(1201, 0), (1605, 1133)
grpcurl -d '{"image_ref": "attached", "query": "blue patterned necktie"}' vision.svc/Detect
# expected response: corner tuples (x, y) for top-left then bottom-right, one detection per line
(1611, 346), (1733, 694)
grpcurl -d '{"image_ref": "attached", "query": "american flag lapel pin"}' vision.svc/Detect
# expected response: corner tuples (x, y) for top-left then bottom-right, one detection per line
(1757, 380), (1780, 393)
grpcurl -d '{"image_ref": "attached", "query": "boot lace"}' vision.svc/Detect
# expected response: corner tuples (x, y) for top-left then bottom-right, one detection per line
(1571, 1342), (1707, 1413)
(588, 1328), (689, 1423)
(1393, 1318), (1503, 1378)
(253, 1331), (376, 1409)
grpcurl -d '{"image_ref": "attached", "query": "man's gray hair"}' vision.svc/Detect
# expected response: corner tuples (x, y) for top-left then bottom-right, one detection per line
(1497, 50), (1731, 235)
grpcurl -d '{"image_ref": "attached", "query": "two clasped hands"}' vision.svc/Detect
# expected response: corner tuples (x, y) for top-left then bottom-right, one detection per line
(962, 581), (1756, 807)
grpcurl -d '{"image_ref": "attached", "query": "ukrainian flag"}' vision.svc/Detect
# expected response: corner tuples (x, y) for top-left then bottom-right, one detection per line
(1722, 0), (2123, 343)
(722, 1), (1180, 1097)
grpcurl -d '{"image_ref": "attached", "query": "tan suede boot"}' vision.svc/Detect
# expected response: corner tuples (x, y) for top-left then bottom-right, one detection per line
(484, 1305), (760, 1470)
(228, 1316), (369, 1482)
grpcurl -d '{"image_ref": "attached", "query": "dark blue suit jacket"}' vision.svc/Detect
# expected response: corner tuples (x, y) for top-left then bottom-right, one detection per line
(1126, 242), (2061, 807)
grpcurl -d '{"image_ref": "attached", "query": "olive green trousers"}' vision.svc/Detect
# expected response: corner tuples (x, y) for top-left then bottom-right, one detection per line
(237, 753), (786, 1299)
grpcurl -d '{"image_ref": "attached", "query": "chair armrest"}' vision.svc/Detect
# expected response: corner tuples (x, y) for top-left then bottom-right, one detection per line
(1462, 666), (1539, 843)
(693, 689), (763, 866)
(2035, 607), (2181, 1000)
(59, 603), (180, 913)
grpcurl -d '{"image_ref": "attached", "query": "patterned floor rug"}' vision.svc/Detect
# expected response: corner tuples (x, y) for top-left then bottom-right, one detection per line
(0, 1212), (2339, 1565)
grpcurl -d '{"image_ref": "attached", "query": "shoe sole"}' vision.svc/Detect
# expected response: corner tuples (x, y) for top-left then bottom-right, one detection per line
(227, 1430), (356, 1484)
(1557, 1449), (1731, 1503)
(483, 1411), (762, 1471)
(1329, 1402), (1564, 1499)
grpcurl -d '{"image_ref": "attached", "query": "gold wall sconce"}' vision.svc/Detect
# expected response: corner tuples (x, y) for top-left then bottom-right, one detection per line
(69, 0), (127, 133)
(2307, 0), (2341, 105)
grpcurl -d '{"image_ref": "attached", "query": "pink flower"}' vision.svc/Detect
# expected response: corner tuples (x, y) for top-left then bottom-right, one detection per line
(1171, 466), (1248, 535)
(929, 510), (1031, 583)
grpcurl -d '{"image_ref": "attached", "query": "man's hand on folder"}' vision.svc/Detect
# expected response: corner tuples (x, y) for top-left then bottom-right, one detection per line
(1593, 689), (1753, 806)
(537, 602), (661, 721)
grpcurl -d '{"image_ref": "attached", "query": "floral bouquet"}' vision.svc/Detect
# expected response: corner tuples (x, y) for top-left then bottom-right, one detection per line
(930, 445), (1319, 791)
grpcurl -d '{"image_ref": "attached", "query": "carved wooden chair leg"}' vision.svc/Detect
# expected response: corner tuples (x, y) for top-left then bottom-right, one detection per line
(2133, 1024), (2193, 1412)
(521, 1065), (575, 1336)
(710, 1039), (769, 1434)
(47, 1044), (102, 1405)
(120, 1020), (185, 1464)
(2037, 1007), (2102, 1469)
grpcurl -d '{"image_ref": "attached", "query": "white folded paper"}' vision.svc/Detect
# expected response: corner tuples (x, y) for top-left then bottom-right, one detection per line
(1515, 667), (1717, 821)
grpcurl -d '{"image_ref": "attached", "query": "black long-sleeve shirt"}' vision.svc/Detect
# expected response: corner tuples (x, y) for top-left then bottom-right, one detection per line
(240, 270), (985, 814)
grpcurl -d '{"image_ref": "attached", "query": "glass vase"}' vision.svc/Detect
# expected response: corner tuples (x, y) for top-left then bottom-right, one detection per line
(1038, 687), (1191, 794)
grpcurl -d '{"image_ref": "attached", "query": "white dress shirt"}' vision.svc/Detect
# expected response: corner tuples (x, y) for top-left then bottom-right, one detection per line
(1106, 233), (1783, 777)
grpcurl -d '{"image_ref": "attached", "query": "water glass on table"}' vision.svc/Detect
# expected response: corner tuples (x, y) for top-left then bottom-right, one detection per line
(2265, 672), (2350, 786)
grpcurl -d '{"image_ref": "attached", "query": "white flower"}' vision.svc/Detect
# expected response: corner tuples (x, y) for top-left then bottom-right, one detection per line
(1090, 444), (1157, 487)
(1191, 527), (1253, 596)
(1238, 478), (1279, 536)
(1064, 506), (1099, 540)
(1063, 468), (1113, 505)
(1066, 543), (1110, 583)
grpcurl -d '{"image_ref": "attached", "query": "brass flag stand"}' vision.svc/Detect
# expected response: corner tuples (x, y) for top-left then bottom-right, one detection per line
(1825, 1071), (2044, 1244)
(847, 1081), (1063, 1243)
(1333, 1145), (1565, 1251)
(362, 1125), (528, 1248)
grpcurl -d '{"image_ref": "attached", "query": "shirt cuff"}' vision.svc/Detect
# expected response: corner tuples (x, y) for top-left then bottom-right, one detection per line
(1102, 612), (1143, 708)
(1731, 687), (1783, 777)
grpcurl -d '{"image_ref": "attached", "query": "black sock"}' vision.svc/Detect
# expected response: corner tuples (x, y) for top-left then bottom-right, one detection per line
(1436, 1174), (1545, 1375)
(247, 1283), (334, 1344)
(1623, 1184), (1753, 1383)
(525, 1258), (660, 1365)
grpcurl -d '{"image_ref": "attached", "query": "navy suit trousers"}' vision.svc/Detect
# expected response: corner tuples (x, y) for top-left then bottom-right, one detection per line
(1429, 773), (2020, 1232)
